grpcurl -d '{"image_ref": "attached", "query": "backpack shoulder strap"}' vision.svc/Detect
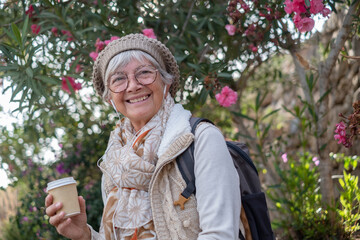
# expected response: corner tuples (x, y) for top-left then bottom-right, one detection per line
(176, 117), (213, 199)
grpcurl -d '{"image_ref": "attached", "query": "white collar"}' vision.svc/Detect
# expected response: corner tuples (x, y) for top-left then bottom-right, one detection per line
(157, 104), (192, 157)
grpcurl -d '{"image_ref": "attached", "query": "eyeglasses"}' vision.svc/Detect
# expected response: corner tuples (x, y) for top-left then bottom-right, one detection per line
(108, 65), (158, 93)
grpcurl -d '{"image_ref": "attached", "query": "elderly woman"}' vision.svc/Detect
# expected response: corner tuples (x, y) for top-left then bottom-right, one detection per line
(45, 33), (240, 240)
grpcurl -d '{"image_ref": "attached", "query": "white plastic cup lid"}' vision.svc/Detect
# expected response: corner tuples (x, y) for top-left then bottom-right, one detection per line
(47, 177), (76, 192)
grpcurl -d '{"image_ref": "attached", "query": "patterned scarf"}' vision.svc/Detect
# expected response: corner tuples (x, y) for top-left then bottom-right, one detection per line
(99, 95), (174, 240)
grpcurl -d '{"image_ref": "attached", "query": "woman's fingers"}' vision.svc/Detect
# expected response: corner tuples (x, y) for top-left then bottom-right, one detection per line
(56, 217), (72, 235)
(46, 201), (63, 217)
(48, 211), (66, 226)
(45, 194), (53, 208)
(79, 196), (86, 213)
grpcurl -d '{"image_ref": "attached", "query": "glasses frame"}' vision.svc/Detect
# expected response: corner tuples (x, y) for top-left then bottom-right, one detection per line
(108, 65), (159, 93)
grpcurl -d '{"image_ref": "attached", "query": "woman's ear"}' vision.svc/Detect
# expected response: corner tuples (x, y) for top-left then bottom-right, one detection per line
(105, 95), (112, 105)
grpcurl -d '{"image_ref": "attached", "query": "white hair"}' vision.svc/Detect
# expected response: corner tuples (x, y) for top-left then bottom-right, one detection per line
(103, 50), (174, 100)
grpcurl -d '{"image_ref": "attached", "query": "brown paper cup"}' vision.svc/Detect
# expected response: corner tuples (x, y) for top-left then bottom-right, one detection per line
(47, 177), (80, 218)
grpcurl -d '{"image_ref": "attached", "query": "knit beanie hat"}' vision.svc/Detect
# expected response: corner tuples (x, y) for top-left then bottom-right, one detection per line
(92, 33), (180, 99)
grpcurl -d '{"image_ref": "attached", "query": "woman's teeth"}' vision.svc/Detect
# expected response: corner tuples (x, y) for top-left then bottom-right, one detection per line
(128, 95), (149, 103)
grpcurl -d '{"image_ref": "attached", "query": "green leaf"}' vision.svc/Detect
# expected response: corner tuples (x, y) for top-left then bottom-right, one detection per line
(317, 88), (331, 103)
(231, 111), (256, 122)
(21, 16), (30, 48)
(262, 109), (280, 121)
(175, 54), (188, 63)
(35, 76), (59, 85)
(3, 28), (17, 45)
(27, 45), (42, 59)
(10, 81), (26, 102)
(282, 105), (297, 118)
(262, 123), (271, 139)
(187, 63), (201, 71)
(0, 44), (14, 61)
(25, 68), (33, 78)
(38, 11), (62, 21)
(217, 72), (233, 78)
(11, 23), (22, 46)
(255, 92), (261, 111)
(0, 65), (18, 71)
(198, 88), (208, 105)
(319, 143), (327, 151)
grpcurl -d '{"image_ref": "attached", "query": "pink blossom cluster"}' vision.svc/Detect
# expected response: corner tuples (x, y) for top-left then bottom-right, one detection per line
(282, 153), (288, 163)
(227, 0), (251, 21)
(334, 121), (347, 144)
(312, 156), (320, 166)
(61, 30), (74, 41)
(334, 121), (352, 148)
(61, 76), (82, 94)
(284, 0), (331, 32)
(25, 4), (35, 18)
(142, 28), (157, 39)
(225, 24), (236, 36)
(335, 100), (360, 148)
(69, 60), (83, 74)
(215, 86), (238, 107)
(31, 24), (41, 35)
(89, 29), (157, 61)
(259, 7), (282, 21)
(49, 27), (74, 41)
(89, 36), (120, 61)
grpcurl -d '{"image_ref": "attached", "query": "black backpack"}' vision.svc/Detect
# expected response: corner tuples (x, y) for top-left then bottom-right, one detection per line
(175, 117), (274, 240)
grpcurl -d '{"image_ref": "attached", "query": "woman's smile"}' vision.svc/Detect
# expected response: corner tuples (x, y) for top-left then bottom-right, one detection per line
(126, 94), (151, 104)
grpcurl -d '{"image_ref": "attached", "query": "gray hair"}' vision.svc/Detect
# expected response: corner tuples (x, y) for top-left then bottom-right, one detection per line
(103, 50), (174, 100)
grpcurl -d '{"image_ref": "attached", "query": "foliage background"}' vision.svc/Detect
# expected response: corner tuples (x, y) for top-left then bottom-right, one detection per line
(0, 0), (360, 239)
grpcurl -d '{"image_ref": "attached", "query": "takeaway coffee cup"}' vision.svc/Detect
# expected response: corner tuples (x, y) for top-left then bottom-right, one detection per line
(47, 177), (80, 218)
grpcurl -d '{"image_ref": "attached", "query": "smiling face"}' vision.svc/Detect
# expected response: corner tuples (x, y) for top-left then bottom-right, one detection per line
(108, 58), (167, 131)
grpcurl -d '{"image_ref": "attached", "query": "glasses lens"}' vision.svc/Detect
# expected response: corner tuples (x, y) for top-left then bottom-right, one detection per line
(136, 67), (157, 85)
(109, 74), (127, 93)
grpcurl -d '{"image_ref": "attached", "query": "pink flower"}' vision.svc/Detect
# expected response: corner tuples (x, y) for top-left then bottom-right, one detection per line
(31, 24), (41, 35)
(61, 30), (74, 41)
(215, 86), (238, 107)
(95, 38), (105, 52)
(25, 5), (34, 18)
(241, 3), (250, 12)
(244, 24), (256, 36)
(281, 153), (288, 163)
(225, 24), (236, 36)
(310, 0), (324, 14)
(104, 36), (120, 45)
(22, 216), (29, 223)
(75, 64), (82, 73)
(142, 28), (157, 39)
(55, 162), (69, 175)
(334, 121), (348, 145)
(51, 27), (58, 36)
(321, 7), (331, 17)
(312, 157), (320, 166)
(89, 51), (98, 61)
(294, 16), (315, 32)
(250, 44), (258, 53)
(61, 76), (82, 94)
(292, 0), (307, 14)
(284, 0), (293, 14)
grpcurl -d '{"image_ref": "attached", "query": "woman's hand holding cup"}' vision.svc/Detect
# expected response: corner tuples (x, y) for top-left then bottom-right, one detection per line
(45, 177), (91, 240)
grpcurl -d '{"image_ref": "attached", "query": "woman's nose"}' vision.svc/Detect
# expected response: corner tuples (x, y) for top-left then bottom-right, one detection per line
(126, 75), (142, 92)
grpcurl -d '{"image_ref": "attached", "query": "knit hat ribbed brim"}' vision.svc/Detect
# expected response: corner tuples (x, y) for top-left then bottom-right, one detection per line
(92, 33), (180, 99)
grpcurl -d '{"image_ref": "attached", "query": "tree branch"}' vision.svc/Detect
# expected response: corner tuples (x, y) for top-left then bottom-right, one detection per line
(179, 1), (195, 38)
(321, 1), (360, 79)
